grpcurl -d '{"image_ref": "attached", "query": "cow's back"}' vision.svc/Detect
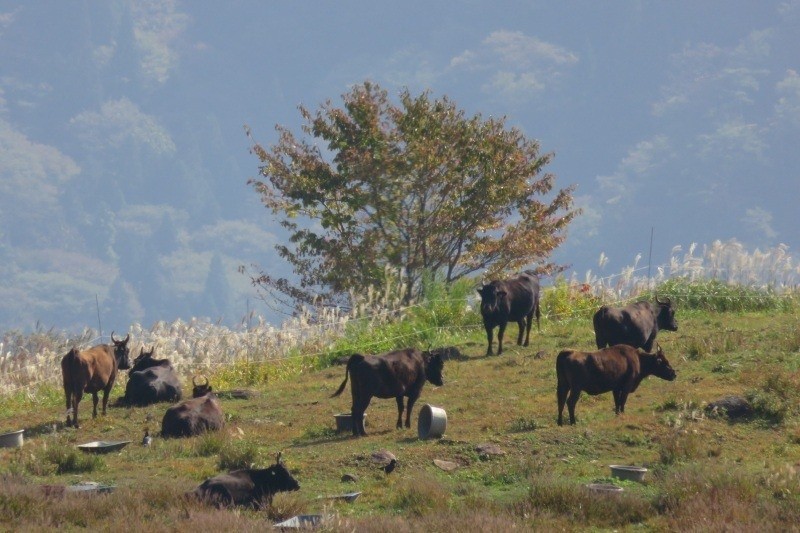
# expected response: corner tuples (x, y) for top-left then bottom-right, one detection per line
(556, 345), (638, 394)
(354, 349), (424, 398)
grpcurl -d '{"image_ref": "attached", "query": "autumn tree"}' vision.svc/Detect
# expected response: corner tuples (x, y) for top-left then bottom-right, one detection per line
(247, 81), (578, 309)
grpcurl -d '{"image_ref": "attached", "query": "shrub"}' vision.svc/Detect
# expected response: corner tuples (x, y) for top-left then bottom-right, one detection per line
(746, 372), (800, 425)
(541, 276), (601, 322)
(658, 278), (796, 313)
(218, 440), (260, 470)
(45, 445), (104, 474)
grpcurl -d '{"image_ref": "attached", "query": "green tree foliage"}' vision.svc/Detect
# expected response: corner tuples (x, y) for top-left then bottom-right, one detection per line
(247, 82), (578, 307)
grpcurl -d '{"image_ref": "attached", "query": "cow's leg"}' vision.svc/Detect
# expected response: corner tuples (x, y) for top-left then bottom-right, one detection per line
(612, 389), (622, 414)
(484, 325), (494, 356)
(64, 387), (73, 427)
(618, 389), (630, 414)
(497, 322), (507, 355)
(72, 392), (82, 429)
(557, 380), (569, 426)
(523, 310), (534, 346)
(91, 392), (100, 419)
(405, 394), (419, 428)
(395, 396), (405, 429)
(567, 387), (582, 425)
(101, 385), (111, 416)
(352, 396), (371, 437)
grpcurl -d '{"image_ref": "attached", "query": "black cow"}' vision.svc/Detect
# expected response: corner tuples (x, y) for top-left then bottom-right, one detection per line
(556, 344), (676, 425)
(191, 453), (299, 508)
(331, 348), (445, 437)
(121, 347), (182, 406)
(593, 296), (678, 352)
(477, 271), (541, 355)
(161, 378), (224, 438)
(61, 332), (132, 428)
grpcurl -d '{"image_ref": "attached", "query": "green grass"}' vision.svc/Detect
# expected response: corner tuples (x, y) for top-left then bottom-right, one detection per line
(1, 287), (799, 530)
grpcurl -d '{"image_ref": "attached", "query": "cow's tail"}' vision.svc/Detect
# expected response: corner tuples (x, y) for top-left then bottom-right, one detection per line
(535, 297), (542, 331)
(555, 350), (571, 388)
(331, 354), (363, 398)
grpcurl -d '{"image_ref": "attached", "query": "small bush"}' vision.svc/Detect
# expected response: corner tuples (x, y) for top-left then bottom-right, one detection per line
(45, 445), (104, 474)
(193, 432), (227, 457)
(541, 277), (601, 322)
(507, 417), (542, 433)
(390, 476), (452, 516)
(658, 278), (796, 313)
(658, 430), (706, 465)
(746, 373), (800, 425)
(218, 440), (260, 470)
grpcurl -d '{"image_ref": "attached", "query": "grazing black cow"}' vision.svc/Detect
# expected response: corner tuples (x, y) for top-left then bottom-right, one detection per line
(161, 378), (224, 438)
(61, 332), (132, 428)
(556, 344), (676, 426)
(331, 348), (445, 437)
(593, 296), (678, 352)
(192, 453), (300, 508)
(121, 347), (182, 406)
(477, 271), (541, 355)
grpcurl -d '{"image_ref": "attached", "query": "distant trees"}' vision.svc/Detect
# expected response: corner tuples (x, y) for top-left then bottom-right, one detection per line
(247, 82), (578, 310)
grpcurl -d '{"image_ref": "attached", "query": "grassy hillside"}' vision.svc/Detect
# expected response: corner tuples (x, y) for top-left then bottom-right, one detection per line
(1, 290), (799, 531)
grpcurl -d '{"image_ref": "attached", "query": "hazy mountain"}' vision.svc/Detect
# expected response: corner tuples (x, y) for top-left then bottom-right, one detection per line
(1, 1), (797, 332)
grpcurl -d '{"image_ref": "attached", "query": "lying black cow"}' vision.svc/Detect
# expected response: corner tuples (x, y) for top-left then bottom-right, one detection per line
(331, 348), (444, 437)
(192, 453), (299, 508)
(161, 376), (224, 438)
(478, 271), (541, 355)
(121, 347), (182, 406)
(556, 344), (677, 425)
(593, 296), (677, 352)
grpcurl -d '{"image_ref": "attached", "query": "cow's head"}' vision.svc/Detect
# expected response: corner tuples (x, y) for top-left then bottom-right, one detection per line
(477, 284), (506, 313)
(652, 344), (677, 381)
(655, 295), (678, 332)
(192, 375), (213, 397)
(110, 331), (132, 370)
(131, 346), (155, 372)
(423, 352), (445, 387)
(265, 452), (300, 492)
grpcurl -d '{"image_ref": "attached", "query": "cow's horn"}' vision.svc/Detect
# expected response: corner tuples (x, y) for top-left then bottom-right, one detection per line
(192, 375), (199, 387)
(276, 451), (283, 465)
(111, 331), (118, 342)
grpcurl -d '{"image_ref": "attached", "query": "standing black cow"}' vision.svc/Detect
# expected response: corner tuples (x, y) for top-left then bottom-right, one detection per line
(477, 271), (541, 356)
(331, 348), (445, 437)
(191, 453), (300, 508)
(593, 296), (678, 352)
(121, 347), (182, 406)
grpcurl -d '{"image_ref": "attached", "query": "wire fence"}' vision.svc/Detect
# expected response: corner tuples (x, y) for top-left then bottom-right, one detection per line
(2, 244), (799, 398)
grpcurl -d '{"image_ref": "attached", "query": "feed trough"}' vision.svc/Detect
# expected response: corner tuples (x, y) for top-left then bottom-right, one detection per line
(317, 491), (362, 503)
(417, 404), (447, 439)
(0, 429), (24, 448)
(333, 413), (366, 433)
(586, 483), (624, 494)
(609, 465), (648, 482)
(273, 514), (324, 529)
(66, 482), (116, 494)
(77, 440), (131, 454)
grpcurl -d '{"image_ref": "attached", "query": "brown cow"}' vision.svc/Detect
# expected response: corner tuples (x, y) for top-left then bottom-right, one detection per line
(161, 378), (224, 438)
(61, 332), (132, 428)
(331, 348), (444, 437)
(556, 344), (676, 426)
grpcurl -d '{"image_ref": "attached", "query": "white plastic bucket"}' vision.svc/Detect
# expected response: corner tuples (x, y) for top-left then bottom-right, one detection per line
(0, 429), (24, 448)
(417, 404), (447, 439)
